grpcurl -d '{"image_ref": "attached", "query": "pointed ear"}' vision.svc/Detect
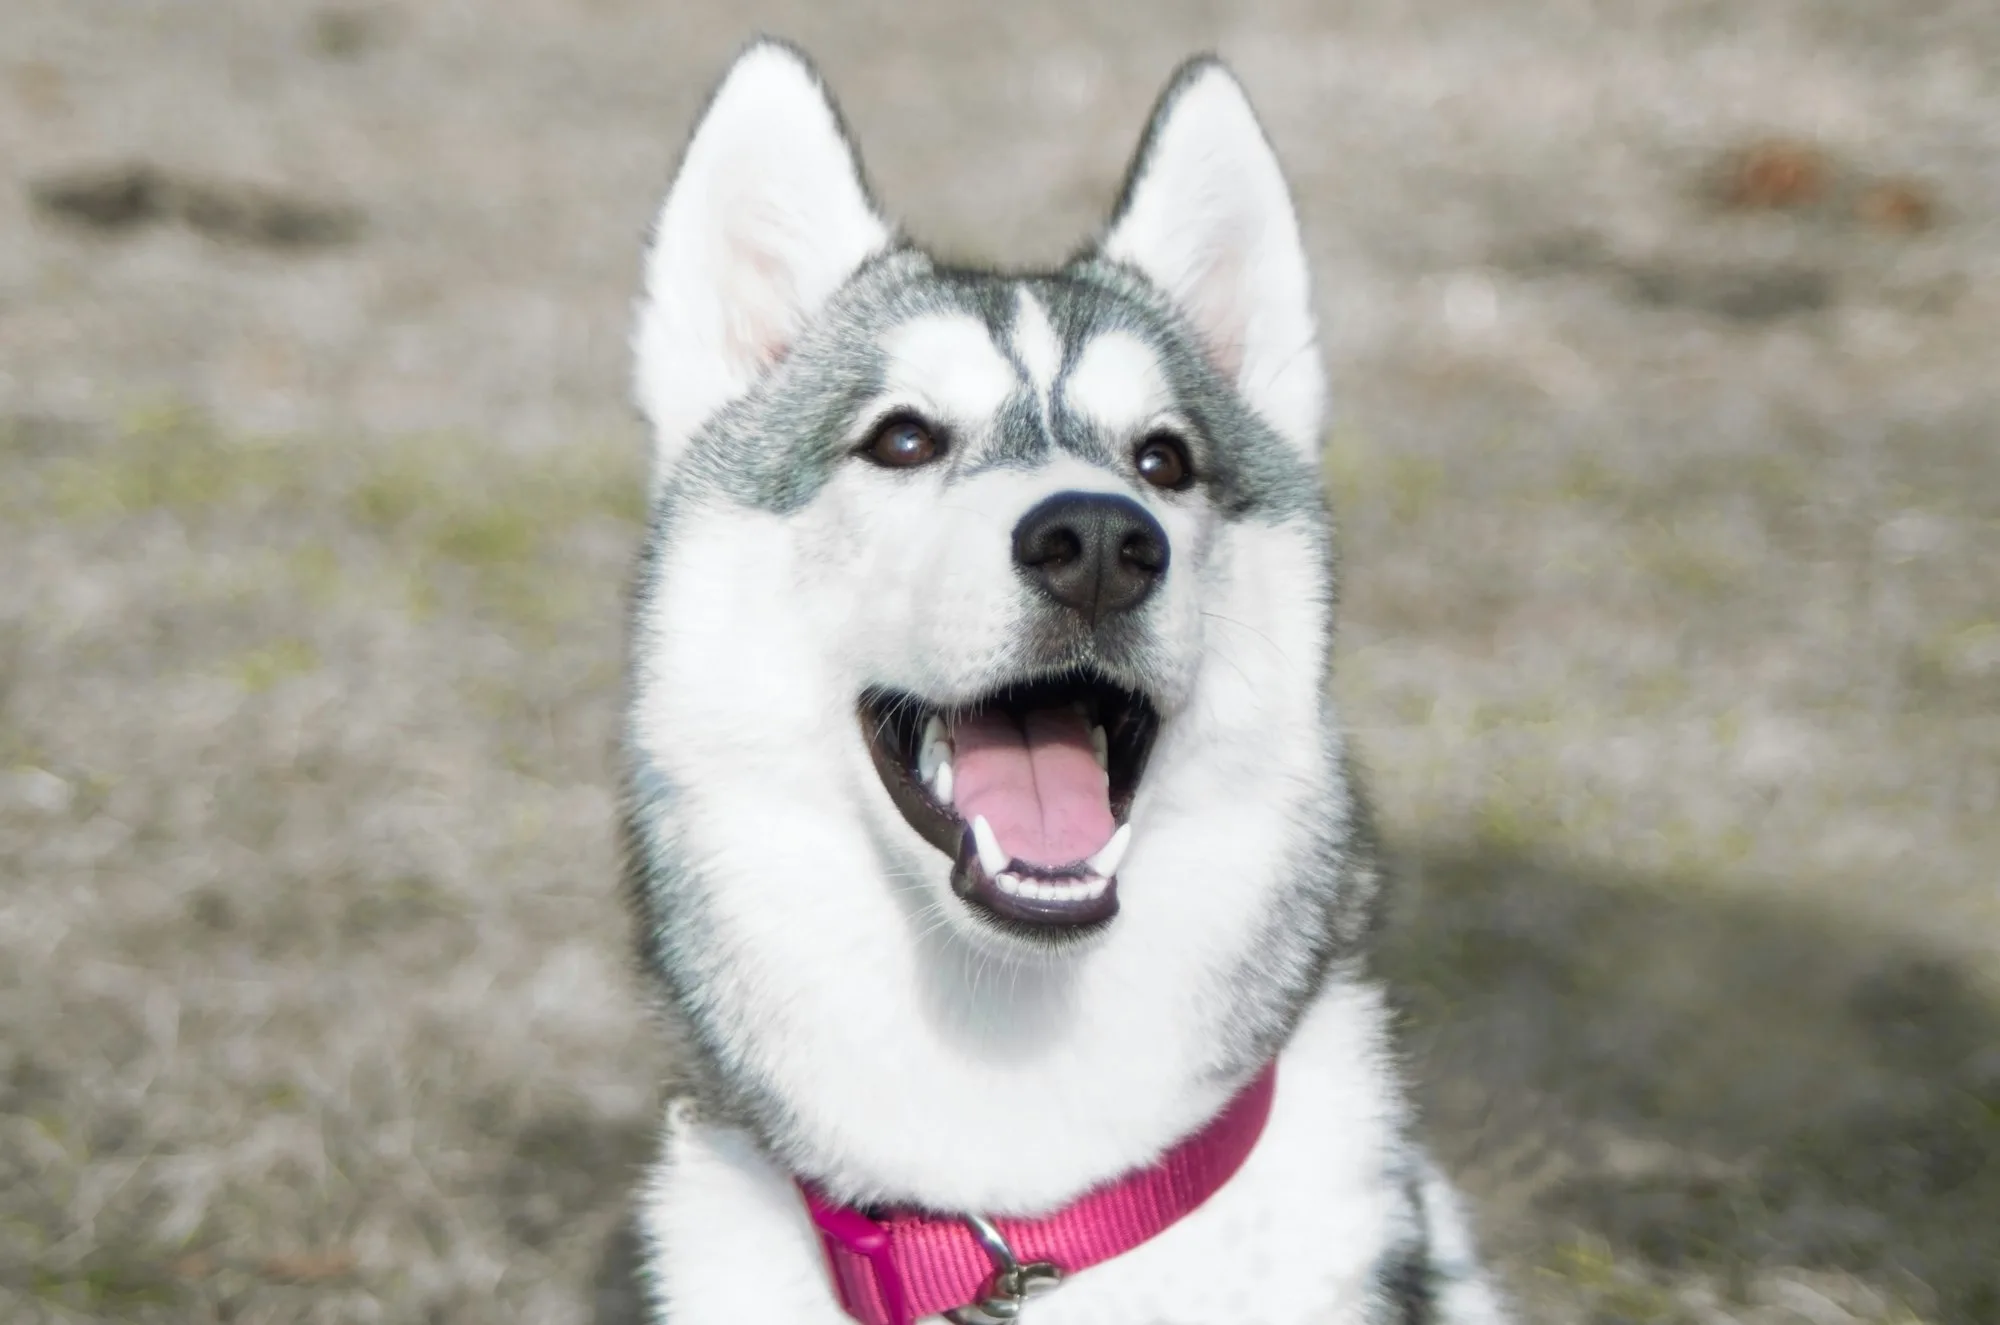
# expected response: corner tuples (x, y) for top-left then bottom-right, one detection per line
(633, 42), (890, 482)
(1100, 60), (1326, 462)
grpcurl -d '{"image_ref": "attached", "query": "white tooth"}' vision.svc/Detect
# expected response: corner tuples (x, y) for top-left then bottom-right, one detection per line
(1060, 882), (1084, 902)
(1086, 824), (1132, 878)
(918, 716), (948, 782)
(1084, 876), (1108, 899)
(996, 872), (1022, 896)
(1090, 725), (1108, 771)
(1033, 882), (1057, 901)
(930, 760), (954, 805)
(971, 817), (1009, 877)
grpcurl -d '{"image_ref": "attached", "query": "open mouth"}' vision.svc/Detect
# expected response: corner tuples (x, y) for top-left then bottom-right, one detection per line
(860, 671), (1160, 937)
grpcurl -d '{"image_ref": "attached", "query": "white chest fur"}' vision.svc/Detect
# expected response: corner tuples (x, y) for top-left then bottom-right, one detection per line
(636, 985), (1501, 1325)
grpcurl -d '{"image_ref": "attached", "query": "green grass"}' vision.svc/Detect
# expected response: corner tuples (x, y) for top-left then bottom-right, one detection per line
(11, 405), (648, 645)
(1535, 1240), (1689, 1323)
(229, 638), (320, 692)
(39, 400), (294, 519)
(1320, 428), (1449, 524)
(31, 1262), (180, 1310)
(343, 432), (644, 636)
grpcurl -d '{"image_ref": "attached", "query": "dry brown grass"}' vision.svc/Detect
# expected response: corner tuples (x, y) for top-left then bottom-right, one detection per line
(4, 1), (1996, 1321)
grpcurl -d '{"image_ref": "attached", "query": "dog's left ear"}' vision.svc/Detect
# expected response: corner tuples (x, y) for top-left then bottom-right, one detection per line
(1099, 60), (1326, 463)
(634, 41), (890, 487)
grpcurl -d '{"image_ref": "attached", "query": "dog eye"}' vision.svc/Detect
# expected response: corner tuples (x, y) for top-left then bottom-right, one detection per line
(1133, 433), (1193, 490)
(862, 415), (942, 469)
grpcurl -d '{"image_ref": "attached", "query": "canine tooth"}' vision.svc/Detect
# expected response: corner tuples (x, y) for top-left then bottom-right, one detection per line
(971, 817), (1009, 877)
(1086, 824), (1131, 878)
(930, 760), (954, 805)
(1090, 725), (1108, 771)
(918, 716), (948, 782)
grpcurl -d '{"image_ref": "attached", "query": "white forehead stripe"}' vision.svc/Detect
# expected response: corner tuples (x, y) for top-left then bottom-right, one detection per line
(879, 313), (1017, 430)
(1063, 331), (1171, 435)
(1010, 288), (1063, 408)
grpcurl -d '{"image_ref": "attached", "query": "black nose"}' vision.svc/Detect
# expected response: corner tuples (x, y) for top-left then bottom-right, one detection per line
(1011, 492), (1169, 624)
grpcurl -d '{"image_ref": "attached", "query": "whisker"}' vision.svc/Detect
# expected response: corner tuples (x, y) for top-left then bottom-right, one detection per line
(1201, 610), (1290, 667)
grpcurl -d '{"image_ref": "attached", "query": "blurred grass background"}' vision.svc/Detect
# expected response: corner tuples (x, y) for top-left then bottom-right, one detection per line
(2, 2), (1996, 1322)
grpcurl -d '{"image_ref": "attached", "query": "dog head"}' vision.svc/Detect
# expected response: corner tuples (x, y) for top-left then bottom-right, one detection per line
(627, 39), (1354, 950)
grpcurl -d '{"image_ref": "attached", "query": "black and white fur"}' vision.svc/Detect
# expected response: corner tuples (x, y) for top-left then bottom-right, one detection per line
(618, 41), (1509, 1324)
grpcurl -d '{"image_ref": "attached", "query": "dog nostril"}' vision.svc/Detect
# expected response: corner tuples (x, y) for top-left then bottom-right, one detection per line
(1120, 529), (1166, 573)
(1024, 528), (1083, 570)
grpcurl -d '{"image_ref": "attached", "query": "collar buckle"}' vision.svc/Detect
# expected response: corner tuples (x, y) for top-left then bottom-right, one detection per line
(944, 1213), (1063, 1323)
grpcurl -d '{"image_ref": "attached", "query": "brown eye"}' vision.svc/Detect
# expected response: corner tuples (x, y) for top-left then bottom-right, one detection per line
(863, 415), (942, 469)
(1134, 433), (1193, 490)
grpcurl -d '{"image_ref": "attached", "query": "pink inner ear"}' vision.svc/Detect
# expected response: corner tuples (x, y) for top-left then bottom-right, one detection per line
(1177, 239), (1249, 382)
(722, 233), (807, 375)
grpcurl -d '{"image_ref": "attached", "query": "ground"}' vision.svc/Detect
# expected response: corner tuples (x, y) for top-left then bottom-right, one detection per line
(2, 1), (1996, 1322)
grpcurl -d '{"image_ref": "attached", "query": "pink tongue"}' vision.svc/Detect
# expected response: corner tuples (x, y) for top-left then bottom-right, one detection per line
(949, 708), (1115, 867)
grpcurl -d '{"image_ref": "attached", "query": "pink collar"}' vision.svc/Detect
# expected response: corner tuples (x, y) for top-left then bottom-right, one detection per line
(799, 1064), (1277, 1325)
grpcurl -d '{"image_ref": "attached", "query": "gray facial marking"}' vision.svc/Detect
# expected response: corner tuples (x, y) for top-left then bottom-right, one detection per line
(968, 389), (1056, 473)
(654, 242), (1328, 529)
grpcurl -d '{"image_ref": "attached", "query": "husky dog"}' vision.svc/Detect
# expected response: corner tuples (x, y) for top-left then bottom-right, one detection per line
(617, 40), (1509, 1325)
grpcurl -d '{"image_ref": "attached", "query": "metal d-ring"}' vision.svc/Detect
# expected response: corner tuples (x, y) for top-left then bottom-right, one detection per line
(942, 1213), (1063, 1324)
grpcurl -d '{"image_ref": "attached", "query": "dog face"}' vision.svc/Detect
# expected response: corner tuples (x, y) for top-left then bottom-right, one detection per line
(627, 45), (1343, 966)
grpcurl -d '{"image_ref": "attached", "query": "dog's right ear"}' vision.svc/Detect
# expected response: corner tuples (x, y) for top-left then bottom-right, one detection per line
(633, 42), (889, 487)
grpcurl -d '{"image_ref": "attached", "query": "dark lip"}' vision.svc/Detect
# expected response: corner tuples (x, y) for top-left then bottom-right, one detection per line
(858, 671), (1160, 937)
(950, 829), (1120, 932)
